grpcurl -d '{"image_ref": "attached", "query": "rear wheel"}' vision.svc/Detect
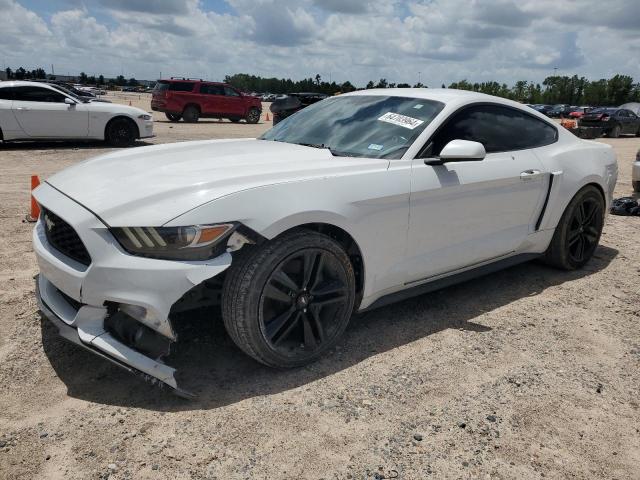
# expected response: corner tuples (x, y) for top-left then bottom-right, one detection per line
(544, 186), (604, 270)
(165, 113), (181, 122)
(245, 107), (261, 124)
(608, 124), (621, 138)
(106, 118), (137, 147)
(222, 229), (355, 368)
(182, 106), (200, 123)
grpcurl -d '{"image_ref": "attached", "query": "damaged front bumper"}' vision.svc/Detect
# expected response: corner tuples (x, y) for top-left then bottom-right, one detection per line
(33, 182), (232, 397)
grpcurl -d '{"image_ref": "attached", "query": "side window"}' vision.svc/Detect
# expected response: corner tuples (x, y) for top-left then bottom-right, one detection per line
(0, 88), (14, 100)
(430, 104), (557, 155)
(13, 86), (66, 103)
(224, 86), (240, 97)
(168, 82), (195, 92)
(200, 84), (224, 95)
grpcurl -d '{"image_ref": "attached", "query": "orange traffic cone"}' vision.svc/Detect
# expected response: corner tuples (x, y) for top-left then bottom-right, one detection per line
(128, 100), (132, 106)
(26, 175), (40, 222)
(265, 112), (270, 121)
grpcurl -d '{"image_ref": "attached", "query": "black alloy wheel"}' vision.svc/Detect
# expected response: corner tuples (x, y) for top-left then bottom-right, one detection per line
(221, 229), (356, 367)
(106, 118), (136, 147)
(544, 185), (604, 270)
(566, 197), (602, 264)
(259, 249), (350, 356)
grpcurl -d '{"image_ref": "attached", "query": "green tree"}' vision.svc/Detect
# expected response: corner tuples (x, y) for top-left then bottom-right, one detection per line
(79, 72), (88, 83)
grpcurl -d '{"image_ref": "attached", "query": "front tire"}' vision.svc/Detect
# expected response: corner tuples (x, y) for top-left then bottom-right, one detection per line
(106, 118), (137, 147)
(544, 185), (604, 270)
(222, 229), (356, 368)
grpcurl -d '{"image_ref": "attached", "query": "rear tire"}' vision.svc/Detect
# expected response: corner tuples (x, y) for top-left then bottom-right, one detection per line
(106, 118), (137, 147)
(222, 229), (355, 368)
(608, 124), (621, 138)
(544, 185), (604, 270)
(165, 113), (181, 122)
(245, 107), (261, 124)
(182, 106), (200, 123)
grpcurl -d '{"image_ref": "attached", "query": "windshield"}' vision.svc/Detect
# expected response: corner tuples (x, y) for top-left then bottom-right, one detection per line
(260, 95), (444, 159)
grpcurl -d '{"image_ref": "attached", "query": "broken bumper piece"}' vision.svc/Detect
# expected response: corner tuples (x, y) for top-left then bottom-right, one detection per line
(36, 275), (195, 398)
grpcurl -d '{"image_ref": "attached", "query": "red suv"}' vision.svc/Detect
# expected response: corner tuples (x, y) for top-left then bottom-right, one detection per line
(151, 78), (262, 124)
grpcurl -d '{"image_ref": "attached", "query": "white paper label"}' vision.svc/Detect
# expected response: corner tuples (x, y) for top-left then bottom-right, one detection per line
(378, 112), (424, 130)
(368, 143), (384, 151)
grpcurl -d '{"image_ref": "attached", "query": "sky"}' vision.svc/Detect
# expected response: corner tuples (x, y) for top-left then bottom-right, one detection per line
(1, 0), (639, 87)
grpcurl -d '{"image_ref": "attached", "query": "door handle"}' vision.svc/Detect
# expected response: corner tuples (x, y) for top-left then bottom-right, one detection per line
(520, 169), (542, 180)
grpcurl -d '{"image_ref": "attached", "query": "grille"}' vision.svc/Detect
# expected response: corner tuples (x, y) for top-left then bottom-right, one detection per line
(42, 208), (92, 266)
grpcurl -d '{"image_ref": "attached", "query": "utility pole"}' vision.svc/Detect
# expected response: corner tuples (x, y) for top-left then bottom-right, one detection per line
(418, 71), (421, 85)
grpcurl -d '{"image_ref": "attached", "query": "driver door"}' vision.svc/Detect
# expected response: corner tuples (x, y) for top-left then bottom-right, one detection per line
(12, 86), (88, 138)
(404, 104), (552, 283)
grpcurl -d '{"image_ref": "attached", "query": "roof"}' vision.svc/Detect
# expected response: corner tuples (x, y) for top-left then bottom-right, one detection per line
(0, 80), (59, 89)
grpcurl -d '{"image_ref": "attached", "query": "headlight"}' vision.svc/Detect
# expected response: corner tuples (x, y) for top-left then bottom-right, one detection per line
(111, 224), (235, 260)
(138, 114), (152, 120)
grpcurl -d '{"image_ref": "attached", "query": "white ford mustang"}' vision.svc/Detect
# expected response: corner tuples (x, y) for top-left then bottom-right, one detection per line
(0, 81), (153, 146)
(33, 88), (618, 395)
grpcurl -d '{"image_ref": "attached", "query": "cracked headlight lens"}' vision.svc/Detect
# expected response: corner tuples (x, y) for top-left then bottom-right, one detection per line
(111, 224), (235, 260)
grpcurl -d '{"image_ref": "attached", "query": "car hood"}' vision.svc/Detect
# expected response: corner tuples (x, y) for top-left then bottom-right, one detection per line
(45, 139), (389, 226)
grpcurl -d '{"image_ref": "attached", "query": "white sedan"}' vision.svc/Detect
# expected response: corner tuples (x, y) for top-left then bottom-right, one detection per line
(0, 81), (153, 146)
(33, 88), (617, 395)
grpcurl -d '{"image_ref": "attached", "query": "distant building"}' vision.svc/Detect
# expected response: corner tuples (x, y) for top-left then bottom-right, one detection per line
(46, 74), (76, 82)
(0, 71), (7, 81)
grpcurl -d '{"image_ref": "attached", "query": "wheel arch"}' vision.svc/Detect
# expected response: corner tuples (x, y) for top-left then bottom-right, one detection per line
(104, 115), (140, 140)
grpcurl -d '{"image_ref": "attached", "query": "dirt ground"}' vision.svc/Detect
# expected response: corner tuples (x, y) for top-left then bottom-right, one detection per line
(1, 92), (639, 480)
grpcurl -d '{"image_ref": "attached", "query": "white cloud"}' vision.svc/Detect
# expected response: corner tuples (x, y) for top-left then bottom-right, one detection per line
(1, 0), (638, 87)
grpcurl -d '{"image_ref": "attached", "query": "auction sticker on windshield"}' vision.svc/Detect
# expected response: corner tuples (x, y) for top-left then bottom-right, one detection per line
(378, 112), (424, 130)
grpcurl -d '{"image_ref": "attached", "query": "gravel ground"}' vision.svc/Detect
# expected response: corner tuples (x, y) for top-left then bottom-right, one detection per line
(1, 93), (639, 479)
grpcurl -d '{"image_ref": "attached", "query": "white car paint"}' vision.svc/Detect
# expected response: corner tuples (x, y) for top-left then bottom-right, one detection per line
(32, 88), (618, 393)
(633, 149), (640, 190)
(0, 81), (153, 141)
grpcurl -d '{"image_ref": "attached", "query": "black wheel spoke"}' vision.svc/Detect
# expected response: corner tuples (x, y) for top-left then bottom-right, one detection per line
(273, 311), (302, 346)
(309, 306), (326, 343)
(315, 294), (347, 308)
(302, 313), (318, 349)
(265, 307), (296, 342)
(264, 283), (293, 304)
(302, 252), (323, 290)
(576, 203), (586, 223)
(583, 205), (597, 225)
(273, 269), (299, 292)
(568, 229), (581, 246)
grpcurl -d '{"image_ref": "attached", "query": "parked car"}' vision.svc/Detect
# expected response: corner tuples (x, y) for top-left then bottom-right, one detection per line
(151, 78), (262, 123)
(547, 104), (573, 118)
(0, 81), (153, 146)
(33, 88), (617, 395)
(50, 83), (111, 103)
(579, 108), (640, 138)
(568, 106), (591, 119)
(633, 149), (640, 192)
(530, 104), (553, 116)
(270, 92), (328, 124)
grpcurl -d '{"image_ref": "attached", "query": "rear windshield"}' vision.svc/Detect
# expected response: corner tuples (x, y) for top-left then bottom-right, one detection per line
(154, 81), (195, 93)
